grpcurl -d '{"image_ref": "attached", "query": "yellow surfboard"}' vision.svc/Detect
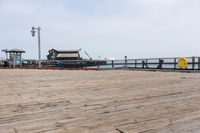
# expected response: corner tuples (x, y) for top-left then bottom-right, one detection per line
(178, 58), (188, 69)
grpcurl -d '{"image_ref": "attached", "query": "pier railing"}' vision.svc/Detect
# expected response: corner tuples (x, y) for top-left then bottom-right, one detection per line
(88, 56), (200, 70)
(1, 56), (200, 71)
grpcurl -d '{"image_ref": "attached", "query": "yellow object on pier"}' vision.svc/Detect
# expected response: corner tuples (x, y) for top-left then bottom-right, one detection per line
(178, 58), (188, 69)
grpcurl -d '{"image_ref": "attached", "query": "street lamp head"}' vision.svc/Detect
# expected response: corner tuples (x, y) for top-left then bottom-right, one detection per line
(31, 27), (36, 37)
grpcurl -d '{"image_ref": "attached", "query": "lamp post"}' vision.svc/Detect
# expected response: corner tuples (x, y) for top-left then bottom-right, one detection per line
(31, 26), (41, 68)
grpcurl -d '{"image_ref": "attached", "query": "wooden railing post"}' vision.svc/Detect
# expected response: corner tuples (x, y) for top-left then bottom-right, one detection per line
(97, 60), (100, 70)
(125, 56), (127, 68)
(112, 60), (114, 68)
(192, 57), (195, 70)
(145, 59), (148, 68)
(146, 59), (148, 67)
(174, 58), (176, 70)
(135, 60), (137, 68)
(198, 57), (200, 70)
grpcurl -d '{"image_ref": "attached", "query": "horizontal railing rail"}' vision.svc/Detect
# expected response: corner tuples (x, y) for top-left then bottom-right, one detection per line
(1, 56), (200, 70)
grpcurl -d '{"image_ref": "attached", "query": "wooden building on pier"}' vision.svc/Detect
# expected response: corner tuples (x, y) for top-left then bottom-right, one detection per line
(47, 49), (81, 61)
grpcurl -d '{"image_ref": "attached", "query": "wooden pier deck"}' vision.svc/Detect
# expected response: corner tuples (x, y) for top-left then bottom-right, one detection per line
(0, 69), (200, 133)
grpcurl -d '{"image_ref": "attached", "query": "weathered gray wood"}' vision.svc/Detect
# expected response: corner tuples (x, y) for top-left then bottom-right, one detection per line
(112, 60), (114, 68)
(198, 57), (200, 70)
(135, 60), (137, 68)
(0, 70), (200, 133)
(174, 58), (176, 69)
(192, 57), (195, 70)
(125, 56), (127, 68)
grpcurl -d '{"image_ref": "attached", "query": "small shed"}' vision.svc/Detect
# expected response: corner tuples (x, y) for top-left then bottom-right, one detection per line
(2, 48), (25, 67)
(47, 49), (81, 61)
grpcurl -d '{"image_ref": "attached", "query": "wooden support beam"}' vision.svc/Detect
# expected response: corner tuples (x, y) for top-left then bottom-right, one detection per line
(192, 57), (195, 70)
(125, 56), (127, 68)
(174, 58), (176, 70)
(135, 60), (137, 68)
(198, 57), (200, 70)
(112, 60), (114, 68)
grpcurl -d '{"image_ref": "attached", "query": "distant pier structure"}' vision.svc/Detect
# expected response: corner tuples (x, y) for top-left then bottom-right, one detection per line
(46, 49), (106, 68)
(1, 49), (25, 68)
(47, 49), (81, 61)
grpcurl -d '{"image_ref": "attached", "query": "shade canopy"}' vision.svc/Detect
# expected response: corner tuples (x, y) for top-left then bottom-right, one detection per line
(7, 49), (25, 53)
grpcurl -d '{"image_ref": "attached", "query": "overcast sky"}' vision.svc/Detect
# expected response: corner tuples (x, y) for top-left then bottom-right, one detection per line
(0, 0), (200, 60)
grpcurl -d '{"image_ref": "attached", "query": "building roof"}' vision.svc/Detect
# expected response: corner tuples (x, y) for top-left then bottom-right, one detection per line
(1, 49), (8, 52)
(57, 53), (79, 58)
(7, 48), (25, 53)
(49, 49), (81, 53)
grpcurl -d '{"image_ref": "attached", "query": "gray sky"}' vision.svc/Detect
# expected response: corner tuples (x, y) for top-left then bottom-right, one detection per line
(0, 0), (200, 60)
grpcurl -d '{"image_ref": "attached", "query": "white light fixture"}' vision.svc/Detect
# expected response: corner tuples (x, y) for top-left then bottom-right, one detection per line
(31, 27), (36, 37)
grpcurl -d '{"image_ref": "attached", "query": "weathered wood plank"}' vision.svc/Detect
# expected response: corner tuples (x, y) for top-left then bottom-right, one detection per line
(0, 70), (200, 133)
